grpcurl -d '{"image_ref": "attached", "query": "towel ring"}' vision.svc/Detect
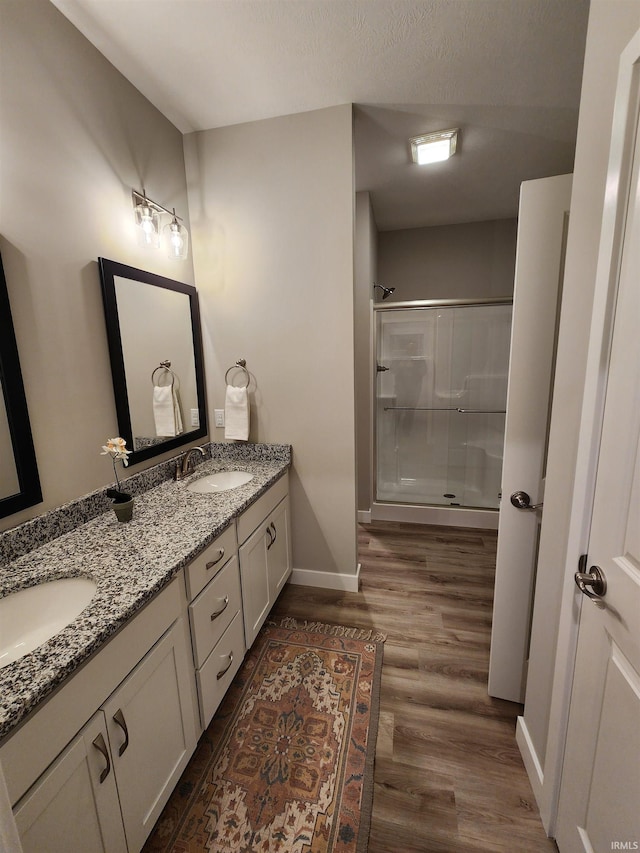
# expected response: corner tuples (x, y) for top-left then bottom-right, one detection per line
(225, 359), (250, 389)
(151, 360), (176, 389)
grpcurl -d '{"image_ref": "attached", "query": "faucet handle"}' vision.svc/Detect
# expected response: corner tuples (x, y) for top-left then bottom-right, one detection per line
(175, 446), (206, 480)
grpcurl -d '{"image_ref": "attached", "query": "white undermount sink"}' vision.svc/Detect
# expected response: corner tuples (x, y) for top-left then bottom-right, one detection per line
(186, 470), (254, 494)
(0, 577), (97, 669)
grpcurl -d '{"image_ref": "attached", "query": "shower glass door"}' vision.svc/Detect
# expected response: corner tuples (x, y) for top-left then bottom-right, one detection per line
(375, 301), (512, 509)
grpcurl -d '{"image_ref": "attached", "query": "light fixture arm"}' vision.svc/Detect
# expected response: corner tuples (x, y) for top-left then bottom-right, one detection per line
(132, 189), (184, 222)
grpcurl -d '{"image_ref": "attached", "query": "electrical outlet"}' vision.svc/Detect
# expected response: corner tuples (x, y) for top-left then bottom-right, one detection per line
(214, 409), (225, 428)
(190, 409), (200, 427)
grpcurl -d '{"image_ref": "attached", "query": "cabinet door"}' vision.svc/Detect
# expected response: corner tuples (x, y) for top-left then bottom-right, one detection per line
(239, 519), (271, 648)
(13, 711), (127, 853)
(267, 496), (292, 602)
(102, 618), (197, 853)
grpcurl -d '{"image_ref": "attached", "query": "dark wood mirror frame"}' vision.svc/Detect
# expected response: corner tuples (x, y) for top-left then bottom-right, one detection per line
(0, 252), (43, 518)
(98, 258), (208, 466)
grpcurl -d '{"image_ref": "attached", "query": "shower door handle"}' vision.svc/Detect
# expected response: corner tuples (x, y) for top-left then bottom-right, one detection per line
(510, 490), (543, 511)
(376, 363), (389, 373)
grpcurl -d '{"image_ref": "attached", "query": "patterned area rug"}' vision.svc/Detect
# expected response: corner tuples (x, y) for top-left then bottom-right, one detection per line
(143, 619), (385, 853)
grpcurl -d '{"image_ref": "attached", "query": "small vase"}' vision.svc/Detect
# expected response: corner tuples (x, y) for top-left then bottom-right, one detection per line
(112, 497), (134, 523)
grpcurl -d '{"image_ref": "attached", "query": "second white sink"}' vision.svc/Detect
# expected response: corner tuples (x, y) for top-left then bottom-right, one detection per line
(187, 470), (254, 494)
(0, 577), (97, 669)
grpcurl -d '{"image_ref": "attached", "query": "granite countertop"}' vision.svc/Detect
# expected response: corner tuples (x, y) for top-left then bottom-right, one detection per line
(0, 449), (290, 741)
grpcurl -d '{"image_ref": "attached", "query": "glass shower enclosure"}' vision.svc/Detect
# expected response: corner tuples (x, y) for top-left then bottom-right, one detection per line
(375, 300), (512, 510)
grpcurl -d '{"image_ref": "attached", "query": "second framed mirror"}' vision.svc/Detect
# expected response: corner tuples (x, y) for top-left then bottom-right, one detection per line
(99, 258), (208, 465)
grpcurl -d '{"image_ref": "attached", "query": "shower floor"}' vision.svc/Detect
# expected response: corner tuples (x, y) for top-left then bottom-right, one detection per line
(376, 476), (501, 509)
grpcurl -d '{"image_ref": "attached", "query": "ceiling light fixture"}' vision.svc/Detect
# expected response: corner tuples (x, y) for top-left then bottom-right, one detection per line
(132, 189), (189, 260)
(409, 128), (459, 165)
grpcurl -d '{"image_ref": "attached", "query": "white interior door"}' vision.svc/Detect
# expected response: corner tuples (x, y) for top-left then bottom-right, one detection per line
(488, 174), (572, 702)
(555, 31), (640, 852)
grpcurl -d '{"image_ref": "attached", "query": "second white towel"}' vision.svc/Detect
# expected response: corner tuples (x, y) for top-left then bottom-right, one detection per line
(224, 384), (250, 441)
(153, 385), (183, 437)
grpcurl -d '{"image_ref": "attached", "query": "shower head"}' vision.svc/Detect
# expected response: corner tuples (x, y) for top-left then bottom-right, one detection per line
(373, 283), (396, 300)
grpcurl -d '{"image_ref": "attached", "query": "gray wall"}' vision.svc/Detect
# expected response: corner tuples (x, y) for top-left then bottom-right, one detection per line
(377, 219), (517, 303)
(0, 0), (198, 532)
(184, 106), (357, 578)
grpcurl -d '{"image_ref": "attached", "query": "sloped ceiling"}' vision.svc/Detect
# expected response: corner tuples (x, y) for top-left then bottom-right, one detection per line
(49, 0), (590, 230)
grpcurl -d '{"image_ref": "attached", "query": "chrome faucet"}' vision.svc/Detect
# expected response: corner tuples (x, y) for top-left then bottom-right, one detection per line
(175, 446), (205, 480)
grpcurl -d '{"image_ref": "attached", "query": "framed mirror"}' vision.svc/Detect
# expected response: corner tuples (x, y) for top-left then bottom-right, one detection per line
(0, 252), (42, 518)
(98, 258), (208, 465)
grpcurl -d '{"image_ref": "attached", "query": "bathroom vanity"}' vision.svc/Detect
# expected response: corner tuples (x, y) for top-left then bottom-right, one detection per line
(0, 444), (292, 853)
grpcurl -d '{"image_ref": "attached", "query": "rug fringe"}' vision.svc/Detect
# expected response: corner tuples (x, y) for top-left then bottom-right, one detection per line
(273, 616), (387, 644)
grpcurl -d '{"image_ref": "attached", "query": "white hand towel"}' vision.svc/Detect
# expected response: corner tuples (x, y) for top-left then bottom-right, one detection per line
(173, 389), (183, 435)
(153, 385), (180, 436)
(224, 384), (250, 441)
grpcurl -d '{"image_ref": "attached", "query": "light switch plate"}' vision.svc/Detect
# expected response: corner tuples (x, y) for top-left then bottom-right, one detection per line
(214, 409), (225, 428)
(190, 409), (200, 427)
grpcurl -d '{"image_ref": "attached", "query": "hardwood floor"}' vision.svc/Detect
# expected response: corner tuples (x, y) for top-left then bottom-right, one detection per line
(271, 520), (557, 853)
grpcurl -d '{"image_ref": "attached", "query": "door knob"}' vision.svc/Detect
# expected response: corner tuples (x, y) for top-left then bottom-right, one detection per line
(376, 363), (389, 373)
(510, 490), (543, 511)
(574, 563), (607, 600)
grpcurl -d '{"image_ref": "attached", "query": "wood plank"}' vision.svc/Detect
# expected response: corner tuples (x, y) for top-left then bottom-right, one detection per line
(271, 520), (555, 851)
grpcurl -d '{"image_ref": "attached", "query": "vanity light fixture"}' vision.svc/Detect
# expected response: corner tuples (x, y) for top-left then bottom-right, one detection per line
(132, 189), (189, 260)
(163, 209), (189, 261)
(409, 128), (459, 165)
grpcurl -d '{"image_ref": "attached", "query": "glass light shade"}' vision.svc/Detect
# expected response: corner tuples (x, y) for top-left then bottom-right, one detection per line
(134, 202), (160, 248)
(163, 217), (189, 260)
(410, 128), (458, 165)
(415, 138), (451, 164)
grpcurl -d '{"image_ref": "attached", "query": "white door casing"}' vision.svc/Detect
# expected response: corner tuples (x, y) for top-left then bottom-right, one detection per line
(555, 30), (640, 853)
(489, 174), (572, 703)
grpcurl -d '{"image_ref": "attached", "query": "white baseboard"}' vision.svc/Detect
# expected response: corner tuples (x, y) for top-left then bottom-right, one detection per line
(516, 716), (547, 827)
(357, 509), (372, 524)
(289, 563), (361, 593)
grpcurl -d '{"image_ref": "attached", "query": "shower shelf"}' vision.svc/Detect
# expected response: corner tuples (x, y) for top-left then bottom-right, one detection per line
(383, 406), (506, 414)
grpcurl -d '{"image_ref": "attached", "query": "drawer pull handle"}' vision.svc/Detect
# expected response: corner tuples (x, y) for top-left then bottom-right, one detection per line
(270, 522), (277, 544)
(266, 526), (274, 549)
(92, 732), (111, 783)
(217, 652), (234, 680)
(210, 595), (230, 621)
(206, 548), (225, 570)
(113, 708), (129, 757)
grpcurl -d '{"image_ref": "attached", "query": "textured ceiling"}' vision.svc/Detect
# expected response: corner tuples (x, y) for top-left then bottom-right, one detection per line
(50, 0), (590, 230)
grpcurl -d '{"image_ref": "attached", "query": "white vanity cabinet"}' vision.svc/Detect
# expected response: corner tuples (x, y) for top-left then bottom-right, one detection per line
(2, 466), (292, 853)
(13, 712), (127, 853)
(101, 620), (196, 852)
(184, 527), (245, 729)
(238, 475), (292, 648)
(3, 577), (198, 853)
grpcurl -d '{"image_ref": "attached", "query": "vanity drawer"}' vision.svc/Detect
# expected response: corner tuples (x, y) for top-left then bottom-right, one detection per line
(237, 473), (288, 544)
(184, 524), (237, 601)
(188, 556), (242, 668)
(197, 612), (245, 729)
